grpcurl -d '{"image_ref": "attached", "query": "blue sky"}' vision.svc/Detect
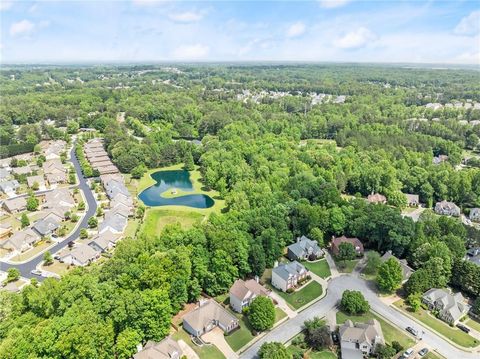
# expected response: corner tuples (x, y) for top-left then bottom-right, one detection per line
(1, 0), (479, 64)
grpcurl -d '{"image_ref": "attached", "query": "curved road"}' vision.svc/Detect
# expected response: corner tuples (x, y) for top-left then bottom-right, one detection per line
(240, 275), (480, 359)
(0, 145), (97, 279)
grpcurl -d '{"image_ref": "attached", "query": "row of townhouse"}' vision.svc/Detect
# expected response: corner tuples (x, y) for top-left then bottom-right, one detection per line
(84, 139), (119, 175)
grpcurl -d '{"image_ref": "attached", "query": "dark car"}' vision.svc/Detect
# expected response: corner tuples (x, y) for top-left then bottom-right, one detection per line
(406, 326), (418, 336)
(331, 332), (339, 343)
(418, 348), (429, 356)
(456, 324), (470, 333)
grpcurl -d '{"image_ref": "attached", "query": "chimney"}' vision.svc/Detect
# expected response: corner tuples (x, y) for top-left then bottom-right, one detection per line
(255, 275), (259, 283)
(273, 260), (278, 268)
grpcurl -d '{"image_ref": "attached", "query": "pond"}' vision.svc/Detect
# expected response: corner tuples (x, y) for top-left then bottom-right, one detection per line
(138, 170), (215, 208)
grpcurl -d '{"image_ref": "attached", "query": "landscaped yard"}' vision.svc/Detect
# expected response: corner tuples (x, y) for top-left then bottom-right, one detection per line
(466, 318), (480, 332)
(334, 259), (359, 273)
(140, 209), (204, 237)
(172, 327), (225, 359)
(41, 260), (70, 276)
(272, 281), (323, 310)
(336, 310), (415, 349)
(393, 299), (478, 348)
(303, 259), (331, 278)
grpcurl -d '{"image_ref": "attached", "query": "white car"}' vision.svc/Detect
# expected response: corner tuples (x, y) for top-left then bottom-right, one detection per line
(400, 348), (414, 359)
(30, 269), (42, 276)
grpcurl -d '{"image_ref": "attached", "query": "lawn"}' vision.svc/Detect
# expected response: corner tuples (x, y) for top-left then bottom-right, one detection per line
(309, 351), (337, 359)
(334, 259), (359, 273)
(336, 310), (415, 349)
(466, 318), (480, 332)
(10, 241), (52, 262)
(41, 260), (70, 276)
(225, 307), (287, 352)
(140, 209), (204, 237)
(394, 299), (478, 348)
(425, 352), (446, 359)
(172, 327), (225, 359)
(272, 281), (323, 310)
(303, 259), (331, 278)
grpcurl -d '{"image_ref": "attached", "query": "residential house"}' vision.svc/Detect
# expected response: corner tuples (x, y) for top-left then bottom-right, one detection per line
(339, 319), (385, 359)
(433, 155), (449, 165)
(331, 236), (364, 257)
(60, 244), (100, 266)
(43, 159), (66, 186)
(44, 188), (75, 209)
(104, 178), (129, 199)
(26, 175), (46, 190)
(287, 235), (324, 261)
(435, 200), (461, 217)
(32, 217), (60, 237)
(0, 168), (11, 182)
(380, 251), (414, 282)
(40, 140), (66, 160)
(405, 194), (420, 207)
(182, 299), (239, 337)
(110, 192), (134, 208)
(12, 166), (32, 176)
(109, 202), (133, 218)
(271, 261), (309, 292)
(466, 247), (480, 266)
(0, 180), (19, 196)
(88, 229), (121, 252)
(99, 212), (128, 234)
(367, 193), (387, 204)
(0, 228), (39, 253)
(3, 197), (27, 213)
(229, 278), (270, 313)
(0, 223), (12, 241)
(469, 208), (480, 222)
(422, 288), (470, 325)
(133, 337), (183, 359)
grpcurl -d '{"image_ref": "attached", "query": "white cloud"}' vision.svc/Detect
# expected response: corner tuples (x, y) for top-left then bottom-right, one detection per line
(39, 20), (50, 29)
(454, 11), (480, 36)
(286, 22), (306, 38)
(172, 43), (209, 59)
(168, 11), (204, 24)
(10, 20), (35, 37)
(334, 27), (377, 49)
(318, 0), (350, 9)
(452, 50), (480, 64)
(132, 0), (169, 6)
(0, 1), (13, 11)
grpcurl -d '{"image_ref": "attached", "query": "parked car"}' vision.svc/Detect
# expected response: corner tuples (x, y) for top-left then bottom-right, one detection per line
(456, 324), (470, 333)
(400, 348), (414, 359)
(331, 332), (339, 343)
(30, 269), (42, 276)
(406, 326), (418, 336)
(418, 348), (429, 356)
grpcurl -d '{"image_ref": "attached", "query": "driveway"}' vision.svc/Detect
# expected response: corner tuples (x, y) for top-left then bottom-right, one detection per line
(239, 275), (480, 359)
(202, 327), (238, 359)
(0, 143), (98, 280)
(269, 291), (297, 319)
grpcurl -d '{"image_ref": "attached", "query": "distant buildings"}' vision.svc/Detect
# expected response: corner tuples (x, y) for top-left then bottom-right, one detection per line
(271, 261), (309, 292)
(435, 200), (460, 217)
(469, 208), (480, 222)
(405, 194), (420, 207)
(331, 236), (364, 257)
(339, 319), (385, 359)
(229, 278), (270, 313)
(367, 193), (387, 204)
(433, 155), (449, 165)
(287, 235), (324, 261)
(182, 299), (239, 337)
(422, 288), (470, 325)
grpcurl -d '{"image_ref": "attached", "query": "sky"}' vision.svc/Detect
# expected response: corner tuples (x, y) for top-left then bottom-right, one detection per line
(1, 0), (479, 64)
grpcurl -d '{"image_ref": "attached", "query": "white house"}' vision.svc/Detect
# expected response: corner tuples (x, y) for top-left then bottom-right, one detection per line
(271, 261), (309, 292)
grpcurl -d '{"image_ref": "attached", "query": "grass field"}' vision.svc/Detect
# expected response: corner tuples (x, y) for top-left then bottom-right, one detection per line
(172, 327), (225, 359)
(41, 260), (69, 276)
(336, 310), (415, 349)
(303, 259), (331, 278)
(466, 318), (480, 332)
(140, 209), (205, 237)
(393, 300), (478, 348)
(225, 307), (287, 352)
(334, 259), (359, 273)
(272, 281), (323, 310)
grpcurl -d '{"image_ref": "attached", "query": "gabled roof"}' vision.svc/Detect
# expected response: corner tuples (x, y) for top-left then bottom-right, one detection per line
(1, 228), (39, 251)
(332, 236), (364, 252)
(3, 196), (27, 211)
(423, 288), (470, 322)
(367, 193), (387, 203)
(32, 218), (59, 236)
(44, 188), (75, 208)
(27, 175), (46, 188)
(339, 319), (384, 347)
(272, 261), (307, 281)
(380, 250), (414, 280)
(230, 279), (269, 301)
(288, 235), (322, 258)
(61, 244), (99, 264)
(0, 180), (19, 192)
(182, 299), (238, 334)
(133, 338), (183, 359)
(12, 166), (32, 175)
(100, 212), (127, 233)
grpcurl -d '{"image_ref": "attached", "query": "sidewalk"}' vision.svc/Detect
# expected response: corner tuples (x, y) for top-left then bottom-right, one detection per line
(269, 291), (297, 318)
(324, 252), (339, 277)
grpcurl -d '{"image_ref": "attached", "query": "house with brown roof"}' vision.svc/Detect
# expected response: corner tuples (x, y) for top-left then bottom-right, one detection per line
(367, 193), (387, 204)
(331, 236), (364, 257)
(26, 175), (46, 190)
(0, 228), (39, 253)
(133, 337), (183, 359)
(40, 140), (66, 160)
(88, 229), (121, 252)
(0, 223), (13, 241)
(43, 159), (66, 186)
(339, 319), (385, 359)
(229, 278), (270, 313)
(405, 194), (420, 207)
(3, 196), (27, 213)
(182, 299), (239, 337)
(44, 188), (75, 209)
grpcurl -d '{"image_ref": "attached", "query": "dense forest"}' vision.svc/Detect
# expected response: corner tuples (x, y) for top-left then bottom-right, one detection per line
(0, 64), (479, 358)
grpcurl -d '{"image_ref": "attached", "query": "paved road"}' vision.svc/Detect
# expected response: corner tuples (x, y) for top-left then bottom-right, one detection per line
(0, 144), (97, 280)
(240, 275), (480, 359)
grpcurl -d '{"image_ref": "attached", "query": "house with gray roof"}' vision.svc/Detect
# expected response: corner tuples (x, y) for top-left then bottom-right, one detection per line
(182, 299), (239, 337)
(12, 166), (32, 176)
(133, 337), (183, 359)
(99, 212), (127, 234)
(287, 235), (324, 261)
(104, 179), (130, 199)
(0, 228), (39, 253)
(32, 217), (60, 237)
(0, 168), (11, 181)
(26, 175), (46, 190)
(271, 261), (309, 292)
(470, 208), (480, 223)
(0, 180), (19, 196)
(422, 288), (470, 324)
(2, 196), (27, 213)
(339, 319), (384, 359)
(380, 251), (414, 282)
(88, 229), (121, 252)
(435, 200), (460, 217)
(229, 278), (270, 313)
(60, 244), (100, 266)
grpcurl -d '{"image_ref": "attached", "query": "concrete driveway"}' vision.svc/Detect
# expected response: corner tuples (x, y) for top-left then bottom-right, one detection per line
(202, 327), (238, 359)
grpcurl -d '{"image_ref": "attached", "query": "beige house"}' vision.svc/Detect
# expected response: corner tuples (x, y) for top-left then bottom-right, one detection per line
(27, 175), (46, 190)
(0, 228), (39, 253)
(3, 197), (27, 213)
(60, 244), (100, 266)
(133, 338), (183, 359)
(229, 278), (270, 313)
(367, 193), (387, 204)
(339, 319), (385, 359)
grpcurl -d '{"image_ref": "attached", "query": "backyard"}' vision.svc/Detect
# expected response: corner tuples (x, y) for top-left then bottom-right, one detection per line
(172, 326), (225, 359)
(272, 280), (323, 310)
(393, 299), (478, 348)
(140, 209), (205, 237)
(336, 310), (415, 349)
(303, 259), (331, 278)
